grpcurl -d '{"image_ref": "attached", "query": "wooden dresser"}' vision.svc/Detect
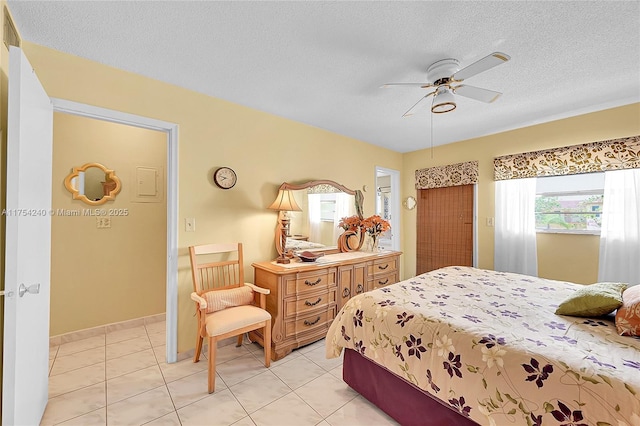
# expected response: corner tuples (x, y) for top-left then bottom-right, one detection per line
(251, 250), (401, 360)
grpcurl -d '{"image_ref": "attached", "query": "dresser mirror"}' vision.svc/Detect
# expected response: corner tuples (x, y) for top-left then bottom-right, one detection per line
(278, 180), (363, 251)
(64, 162), (122, 206)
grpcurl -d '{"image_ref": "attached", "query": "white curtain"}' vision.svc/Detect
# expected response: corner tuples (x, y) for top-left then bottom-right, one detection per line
(494, 178), (538, 276)
(308, 194), (322, 243)
(333, 193), (356, 241)
(598, 168), (640, 286)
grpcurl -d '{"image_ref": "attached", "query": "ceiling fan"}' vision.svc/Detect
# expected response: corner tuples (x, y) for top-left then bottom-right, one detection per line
(382, 52), (511, 116)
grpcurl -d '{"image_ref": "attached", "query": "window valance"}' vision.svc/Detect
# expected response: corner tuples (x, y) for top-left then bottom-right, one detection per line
(415, 161), (478, 190)
(494, 135), (640, 181)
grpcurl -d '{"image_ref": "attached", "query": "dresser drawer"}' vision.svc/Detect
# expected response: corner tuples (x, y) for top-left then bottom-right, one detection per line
(284, 269), (335, 296)
(283, 309), (335, 338)
(370, 257), (398, 277)
(283, 289), (337, 318)
(369, 270), (399, 290)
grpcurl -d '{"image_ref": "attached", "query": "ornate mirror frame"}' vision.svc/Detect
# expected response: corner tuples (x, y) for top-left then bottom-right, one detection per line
(275, 179), (364, 255)
(64, 162), (122, 206)
(281, 180), (361, 206)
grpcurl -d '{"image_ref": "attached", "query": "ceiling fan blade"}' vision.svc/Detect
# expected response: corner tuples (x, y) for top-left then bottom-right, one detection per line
(452, 52), (510, 81)
(453, 85), (502, 103)
(402, 92), (436, 117)
(380, 82), (434, 89)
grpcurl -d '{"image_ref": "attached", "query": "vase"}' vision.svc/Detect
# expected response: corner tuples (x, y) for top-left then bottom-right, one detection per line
(366, 234), (379, 252)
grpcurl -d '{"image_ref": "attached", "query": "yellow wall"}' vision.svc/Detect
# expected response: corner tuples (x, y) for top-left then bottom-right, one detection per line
(21, 42), (403, 352)
(50, 113), (167, 336)
(402, 103), (640, 284)
(536, 233), (600, 284)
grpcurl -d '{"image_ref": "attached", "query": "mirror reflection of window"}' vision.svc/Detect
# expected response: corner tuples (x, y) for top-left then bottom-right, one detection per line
(319, 195), (336, 222)
(308, 192), (356, 246)
(280, 180), (360, 251)
(71, 173), (85, 196)
(308, 193), (322, 242)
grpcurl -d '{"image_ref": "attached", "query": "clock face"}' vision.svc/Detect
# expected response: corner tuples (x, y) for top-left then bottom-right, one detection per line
(214, 167), (237, 189)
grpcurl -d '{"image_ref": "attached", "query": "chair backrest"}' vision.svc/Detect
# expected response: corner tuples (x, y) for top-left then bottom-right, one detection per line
(189, 243), (245, 294)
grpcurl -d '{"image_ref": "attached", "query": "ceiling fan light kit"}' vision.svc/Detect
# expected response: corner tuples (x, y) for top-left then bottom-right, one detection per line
(383, 51), (511, 115)
(431, 87), (457, 113)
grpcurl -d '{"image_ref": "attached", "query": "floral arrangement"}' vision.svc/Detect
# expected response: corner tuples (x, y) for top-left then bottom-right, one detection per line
(338, 215), (390, 238)
(338, 215), (363, 232)
(361, 215), (391, 238)
(338, 214), (390, 252)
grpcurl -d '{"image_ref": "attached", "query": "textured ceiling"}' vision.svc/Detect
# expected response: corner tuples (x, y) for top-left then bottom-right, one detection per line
(7, 1), (640, 153)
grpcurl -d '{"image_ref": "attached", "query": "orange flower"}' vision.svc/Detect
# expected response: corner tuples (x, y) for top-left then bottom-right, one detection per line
(362, 215), (391, 237)
(338, 215), (362, 231)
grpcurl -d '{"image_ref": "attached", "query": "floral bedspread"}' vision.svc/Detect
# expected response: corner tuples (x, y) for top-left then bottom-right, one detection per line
(326, 266), (640, 425)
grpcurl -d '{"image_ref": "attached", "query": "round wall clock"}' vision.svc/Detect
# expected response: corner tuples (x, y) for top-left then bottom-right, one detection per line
(213, 167), (237, 189)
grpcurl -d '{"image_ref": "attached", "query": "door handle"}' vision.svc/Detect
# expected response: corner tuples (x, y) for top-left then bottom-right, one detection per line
(18, 283), (40, 298)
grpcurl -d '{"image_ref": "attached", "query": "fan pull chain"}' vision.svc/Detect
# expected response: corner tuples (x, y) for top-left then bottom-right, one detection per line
(430, 111), (434, 159)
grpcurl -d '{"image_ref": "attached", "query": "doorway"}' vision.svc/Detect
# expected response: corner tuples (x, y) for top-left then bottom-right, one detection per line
(375, 167), (400, 251)
(50, 113), (166, 343)
(51, 99), (178, 362)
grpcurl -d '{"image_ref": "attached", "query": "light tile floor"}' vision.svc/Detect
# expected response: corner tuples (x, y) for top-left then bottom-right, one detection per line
(44, 321), (399, 425)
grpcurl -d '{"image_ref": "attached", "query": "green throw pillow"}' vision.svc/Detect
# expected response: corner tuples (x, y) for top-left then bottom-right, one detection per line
(555, 282), (628, 317)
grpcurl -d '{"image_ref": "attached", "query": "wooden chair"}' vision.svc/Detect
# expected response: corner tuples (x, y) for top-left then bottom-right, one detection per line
(189, 243), (271, 393)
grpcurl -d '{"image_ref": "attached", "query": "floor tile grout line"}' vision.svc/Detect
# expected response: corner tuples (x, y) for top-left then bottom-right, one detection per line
(46, 329), (160, 420)
(143, 322), (186, 426)
(293, 382), (360, 424)
(246, 387), (323, 425)
(146, 322), (183, 420)
(104, 338), (108, 426)
(48, 324), (366, 426)
(54, 333), (151, 367)
(228, 369), (295, 416)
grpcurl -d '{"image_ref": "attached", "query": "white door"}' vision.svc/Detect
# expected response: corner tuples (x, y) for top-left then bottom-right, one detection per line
(2, 46), (53, 426)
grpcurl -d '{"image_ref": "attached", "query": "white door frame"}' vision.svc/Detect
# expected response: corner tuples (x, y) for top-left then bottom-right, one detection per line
(51, 98), (179, 363)
(375, 166), (400, 251)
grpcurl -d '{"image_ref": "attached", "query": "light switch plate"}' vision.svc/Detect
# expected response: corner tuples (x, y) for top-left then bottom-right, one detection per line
(185, 218), (195, 232)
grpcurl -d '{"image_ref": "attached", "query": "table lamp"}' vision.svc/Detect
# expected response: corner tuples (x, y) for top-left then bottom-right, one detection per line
(268, 189), (302, 263)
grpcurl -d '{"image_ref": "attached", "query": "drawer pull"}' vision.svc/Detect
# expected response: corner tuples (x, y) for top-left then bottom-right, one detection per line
(356, 283), (364, 294)
(342, 288), (351, 298)
(304, 316), (321, 326)
(305, 297), (322, 307)
(378, 264), (389, 270)
(304, 278), (322, 286)
(378, 278), (389, 285)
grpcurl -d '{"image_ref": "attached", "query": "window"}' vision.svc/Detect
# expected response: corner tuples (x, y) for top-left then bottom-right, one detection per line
(535, 173), (604, 234)
(319, 194), (336, 222)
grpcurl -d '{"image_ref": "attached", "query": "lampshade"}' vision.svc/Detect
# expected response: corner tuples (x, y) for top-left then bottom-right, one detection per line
(431, 87), (457, 114)
(268, 189), (302, 212)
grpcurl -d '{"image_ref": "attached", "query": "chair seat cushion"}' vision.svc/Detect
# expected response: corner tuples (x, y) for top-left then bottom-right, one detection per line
(204, 305), (271, 337)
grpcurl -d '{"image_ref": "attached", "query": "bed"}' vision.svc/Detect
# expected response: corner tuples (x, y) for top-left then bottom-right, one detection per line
(285, 237), (325, 251)
(326, 266), (640, 425)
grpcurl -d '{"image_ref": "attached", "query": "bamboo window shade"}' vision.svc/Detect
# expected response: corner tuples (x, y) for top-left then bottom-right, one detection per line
(417, 184), (474, 275)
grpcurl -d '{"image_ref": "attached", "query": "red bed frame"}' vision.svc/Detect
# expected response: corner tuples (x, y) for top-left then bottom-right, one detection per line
(343, 349), (478, 425)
